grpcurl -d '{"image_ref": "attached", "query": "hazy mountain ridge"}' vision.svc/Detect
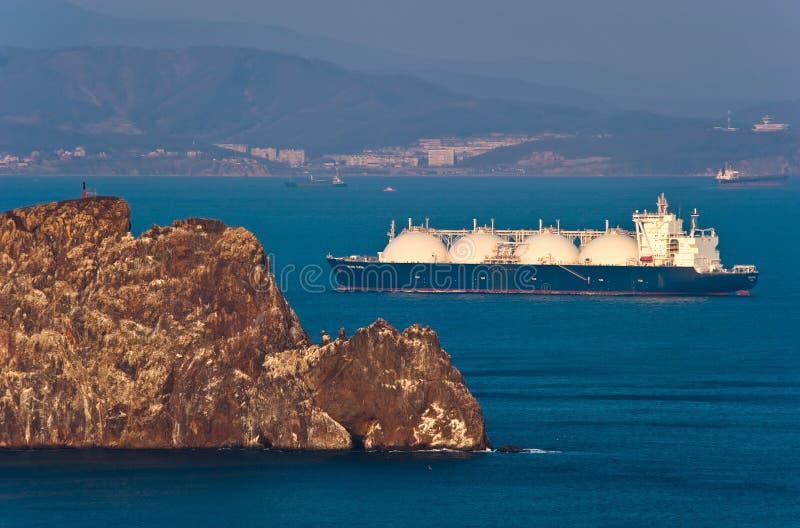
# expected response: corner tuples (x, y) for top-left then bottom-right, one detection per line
(0, 46), (616, 153)
(463, 126), (799, 175)
(2, 45), (795, 175)
(0, 0), (633, 112)
(413, 70), (612, 111)
(6, 0), (798, 116)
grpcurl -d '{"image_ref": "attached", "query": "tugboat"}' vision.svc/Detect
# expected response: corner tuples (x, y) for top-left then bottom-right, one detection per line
(327, 194), (759, 296)
(331, 166), (347, 187)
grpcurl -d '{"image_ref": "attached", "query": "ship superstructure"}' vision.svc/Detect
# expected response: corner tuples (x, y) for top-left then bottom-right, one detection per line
(753, 115), (790, 133)
(716, 164), (741, 183)
(327, 194), (758, 295)
(632, 194), (721, 271)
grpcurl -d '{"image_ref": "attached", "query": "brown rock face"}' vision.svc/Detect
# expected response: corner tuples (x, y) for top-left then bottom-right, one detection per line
(0, 197), (487, 450)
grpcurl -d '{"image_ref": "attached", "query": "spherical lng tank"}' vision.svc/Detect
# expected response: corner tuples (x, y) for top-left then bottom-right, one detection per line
(379, 231), (450, 263)
(515, 233), (579, 264)
(449, 232), (503, 263)
(578, 233), (638, 265)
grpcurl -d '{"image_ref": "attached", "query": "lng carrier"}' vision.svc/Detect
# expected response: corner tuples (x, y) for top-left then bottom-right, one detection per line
(327, 194), (758, 295)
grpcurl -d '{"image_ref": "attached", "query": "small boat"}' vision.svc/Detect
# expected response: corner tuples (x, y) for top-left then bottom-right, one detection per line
(332, 168), (347, 187)
(383, 186), (397, 193)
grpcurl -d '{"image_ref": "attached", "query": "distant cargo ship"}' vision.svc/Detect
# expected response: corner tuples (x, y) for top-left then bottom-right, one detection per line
(285, 173), (347, 187)
(715, 163), (789, 185)
(752, 115), (790, 133)
(327, 194), (758, 295)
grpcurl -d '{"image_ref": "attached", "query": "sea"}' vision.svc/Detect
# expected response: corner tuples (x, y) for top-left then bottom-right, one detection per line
(1, 175), (798, 527)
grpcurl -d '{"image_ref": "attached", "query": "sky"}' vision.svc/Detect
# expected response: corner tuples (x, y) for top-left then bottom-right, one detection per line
(69, 0), (800, 76)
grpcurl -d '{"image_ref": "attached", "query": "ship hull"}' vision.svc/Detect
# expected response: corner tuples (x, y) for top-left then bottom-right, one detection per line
(327, 258), (758, 295)
(717, 174), (789, 186)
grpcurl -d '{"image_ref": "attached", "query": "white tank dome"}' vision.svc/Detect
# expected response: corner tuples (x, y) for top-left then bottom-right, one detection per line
(379, 231), (450, 263)
(449, 232), (503, 263)
(516, 233), (579, 264)
(579, 233), (638, 265)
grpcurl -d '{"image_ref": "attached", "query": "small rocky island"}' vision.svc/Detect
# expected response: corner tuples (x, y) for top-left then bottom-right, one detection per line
(0, 197), (487, 450)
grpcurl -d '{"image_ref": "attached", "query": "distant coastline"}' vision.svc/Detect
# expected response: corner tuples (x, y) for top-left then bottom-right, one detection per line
(0, 170), (723, 178)
(0, 148), (775, 178)
(0, 159), (769, 178)
(2, 134), (796, 178)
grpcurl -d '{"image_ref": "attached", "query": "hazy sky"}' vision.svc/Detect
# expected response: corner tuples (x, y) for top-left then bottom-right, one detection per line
(70, 0), (798, 75)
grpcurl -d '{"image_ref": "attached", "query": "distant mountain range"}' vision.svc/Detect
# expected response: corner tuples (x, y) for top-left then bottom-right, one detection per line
(0, 46), (628, 153)
(0, 0), (614, 112)
(412, 70), (612, 110)
(6, 0), (795, 116)
(0, 1), (797, 174)
(1, 44), (796, 176)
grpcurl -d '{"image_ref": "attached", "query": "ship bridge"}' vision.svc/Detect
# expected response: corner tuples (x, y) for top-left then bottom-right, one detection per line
(632, 193), (721, 272)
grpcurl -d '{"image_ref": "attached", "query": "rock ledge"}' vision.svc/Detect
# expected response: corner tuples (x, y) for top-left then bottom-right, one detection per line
(0, 197), (487, 450)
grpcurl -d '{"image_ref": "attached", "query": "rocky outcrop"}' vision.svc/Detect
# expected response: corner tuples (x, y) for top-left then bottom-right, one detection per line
(0, 197), (487, 450)
(272, 320), (485, 450)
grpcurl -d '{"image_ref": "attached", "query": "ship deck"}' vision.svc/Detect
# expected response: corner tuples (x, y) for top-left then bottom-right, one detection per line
(401, 225), (632, 247)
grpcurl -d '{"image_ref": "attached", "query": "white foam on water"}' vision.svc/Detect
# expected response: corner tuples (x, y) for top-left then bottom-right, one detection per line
(487, 447), (562, 454)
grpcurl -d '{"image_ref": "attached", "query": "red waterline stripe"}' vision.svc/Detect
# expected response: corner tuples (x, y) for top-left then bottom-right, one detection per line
(336, 286), (743, 296)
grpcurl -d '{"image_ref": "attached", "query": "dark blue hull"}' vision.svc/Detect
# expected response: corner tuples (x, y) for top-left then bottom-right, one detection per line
(717, 174), (789, 185)
(327, 258), (758, 295)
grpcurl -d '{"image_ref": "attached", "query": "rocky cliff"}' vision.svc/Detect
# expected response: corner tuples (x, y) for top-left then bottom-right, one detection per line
(0, 197), (487, 450)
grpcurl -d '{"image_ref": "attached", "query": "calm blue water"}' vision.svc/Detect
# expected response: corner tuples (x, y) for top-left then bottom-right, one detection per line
(1, 176), (799, 527)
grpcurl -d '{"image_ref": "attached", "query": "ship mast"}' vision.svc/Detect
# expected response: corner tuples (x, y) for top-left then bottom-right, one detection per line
(657, 193), (668, 215)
